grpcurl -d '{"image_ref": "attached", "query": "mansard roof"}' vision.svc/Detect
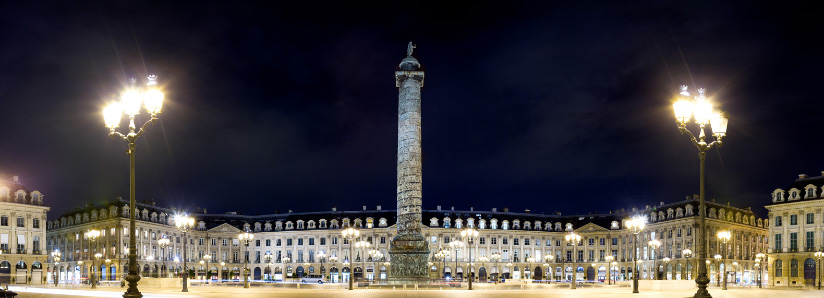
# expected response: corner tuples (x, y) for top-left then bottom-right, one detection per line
(768, 172), (824, 205)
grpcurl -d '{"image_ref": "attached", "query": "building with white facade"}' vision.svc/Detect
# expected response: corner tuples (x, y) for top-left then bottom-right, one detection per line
(767, 172), (824, 286)
(0, 175), (50, 285)
(45, 195), (766, 286)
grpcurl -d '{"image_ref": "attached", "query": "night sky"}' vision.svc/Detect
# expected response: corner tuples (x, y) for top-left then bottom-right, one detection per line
(1, 2), (822, 219)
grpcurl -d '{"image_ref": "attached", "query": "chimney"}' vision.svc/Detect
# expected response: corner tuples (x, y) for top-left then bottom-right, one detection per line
(332, 207), (337, 212)
(525, 209), (531, 213)
(377, 205), (381, 210)
(491, 208), (497, 212)
(660, 201), (664, 206)
(799, 174), (808, 179)
(693, 194), (699, 200)
(503, 207), (509, 212)
(470, 207), (474, 211)
(288, 210), (293, 213)
(363, 205), (367, 211)
(437, 205), (442, 211)
(12, 176), (19, 182)
(451, 206), (455, 211)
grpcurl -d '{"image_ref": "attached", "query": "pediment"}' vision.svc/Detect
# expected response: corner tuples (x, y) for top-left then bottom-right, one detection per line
(574, 222), (609, 233)
(208, 223), (241, 233)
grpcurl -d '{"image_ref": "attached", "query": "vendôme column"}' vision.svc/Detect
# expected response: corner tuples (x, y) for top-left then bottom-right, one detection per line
(389, 42), (430, 279)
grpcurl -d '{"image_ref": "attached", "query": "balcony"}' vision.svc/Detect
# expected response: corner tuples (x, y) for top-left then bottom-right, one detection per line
(17, 249), (26, 254)
(32, 250), (42, 255)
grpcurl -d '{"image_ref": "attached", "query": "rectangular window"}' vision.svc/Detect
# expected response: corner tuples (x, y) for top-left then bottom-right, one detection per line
(298, 238), (303, 246)
(612, 238), (618, 246)
(380, 237), (386, 244)
(588, 238), (594, 246)
(599, 238), (605, 246)
(277, 239), (282, 246)
(491, 237), (497, 245)
(198, 238), (204, 245)
(806, 231), (814, 250)
(514, 238), (519, 246)
(479, 237), (486, 245)
(332, 237), (337, 245)
(287, 239), (293, 246)
(320, 238), (326, 245)
(266, 239), (271, 246)
(309, 238), (314, 246)
(503, 238), (508, 245)
(790, 215), (797, 225)
(16, 217), (24, 228)
(0, 216), (8, 226)
(255, 239), (261, 247)
(789, 233), (797, 251)
(807, 213), (814, 224)
(33, 218), (40, 229)
(775, 216), (783, 227)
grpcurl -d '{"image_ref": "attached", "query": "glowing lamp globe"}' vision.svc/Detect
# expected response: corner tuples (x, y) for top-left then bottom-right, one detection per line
(103, 101), (123, 129)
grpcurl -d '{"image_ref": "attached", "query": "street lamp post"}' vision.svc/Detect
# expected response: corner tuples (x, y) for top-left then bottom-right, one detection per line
(52, 250), (62, 286)
(281, 257), (290, 282)
(238, 230), (254, 288)
(490, 252), (501, 283)
(648, 239), (661, 280)
(717, 231), (731, 290)
(526, 257), (535, 281)
(264, 252), (273, 281)
(158, 237), (170, 279)
(565, 231), (581, 289)
(105, 259), (112, 282)
(814, 251), (823, 290)
(174, 214), (194, 292)
(317, 251), (326, 281)
(354, 240), (370, 282)
(328, 256), (338, 282)
(662, 258), (671, 280)
(94, 253), (102, 287)
(203, 255), (212, 284)
(544, 255), (554, 284)
(683, 249), (693, 280)
(461, 228), (479, 290)
(605, 255), (614, 285)
(479, 256), (489, 282)
(340, 227), (360, 290)
(612, 261), (618, 284)
(625, 216), (646, 293)
(448, 240), (464, 281)
(86, 229), (101, 289)
(673, 85), (729, 298)
(435, 247), (450, 279)
(754, 253), (764, 288)
(103, 75), (165, 298)
(714, 255), (722, 287)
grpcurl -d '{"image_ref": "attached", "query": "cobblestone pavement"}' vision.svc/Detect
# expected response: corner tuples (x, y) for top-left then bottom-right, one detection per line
(8, 285), (824, 298)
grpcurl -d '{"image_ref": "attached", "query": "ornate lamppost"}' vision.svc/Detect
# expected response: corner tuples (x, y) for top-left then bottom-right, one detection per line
(814, 251), (823, 290)
(158, 237), (170, 279)
(526, 257), (535, 281)
(328, 256), (338, 282)
(662, 258), (671, 280)
(317, 251), (326, 281)
(490, 252), (501, 283)
(605, 255), (614, 285)
(648, 239), (661, 280)
(174, 214), (194, 292)
(435, 247), (450, 279)
(103, 75), (165, 298)
(238, 230), (254, 288)
(461, 227), (479, 289)
(354, 240), (370, 282)
(448, 240), (464, 281)
(714, 255), (722, 287)
(625, 215), (645, 293)
(612, 261), (619, 284)
(565, 231), (581, 289)
(754, 253), (765, 288)
(544, 255), (554, 283)
(717, 231), (731, 290)
(673, 85), (729, 298)
(263, 252), (273, 281)
(85, 229), (101, 289)
(203, 255), (212, 284)
(94, 253), (102, 286)
(52, 250), (62, 286)
(340, 227), (359, 290)
(683, 249), (693, 280)
(479, 256), (489, 282)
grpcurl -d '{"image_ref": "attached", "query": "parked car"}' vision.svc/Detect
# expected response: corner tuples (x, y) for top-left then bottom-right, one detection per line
(300, 274), (325, 284)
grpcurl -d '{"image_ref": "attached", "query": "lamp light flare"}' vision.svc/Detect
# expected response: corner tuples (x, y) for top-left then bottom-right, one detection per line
(710, 112), (729, 136)
(103, 101), (123, 129)
(692, 88), (713, 125)
(143, 75), (164, 114)
(673, 100), (693, 124)
(121, 89), (143, 116)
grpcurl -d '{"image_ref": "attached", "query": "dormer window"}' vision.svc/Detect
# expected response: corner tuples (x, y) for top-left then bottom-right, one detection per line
(198, 221), (206, 230)
(534, 221), (541, 230)
(479, 219), (486, 229)
(611, 221), (619, 229)
(297, 220), (304, 229)
(319, 219), (327, 229)
(512, 220), (520, 230)
(308, 220), (316, 229)
(789, 188), (801, 200)
(555, 222), (562, 231)
(286, 221), (294, 230)
(467, 218), (475, 228)
(565, 223), (573, 231)
(366, 218), (373, 229)
(254, 222), (262, 232)
(330, 219), (339, 229)
(805, 185), (816, 198)
(502, 220), (509, 230)
(354, 218), (363, 228)
(443, 218), (451, 229)
(276, 221), (283, 231)
(455, 218), (462, 229)
(429, 218), (439, 227)
(490, 219), (498, 230)
(379, 218), (387, 227)
(773, 190), (785, 202)
(265, 222), (273, 231)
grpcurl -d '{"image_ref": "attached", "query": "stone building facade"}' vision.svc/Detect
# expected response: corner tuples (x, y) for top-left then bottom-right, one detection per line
(766, 172), (824, 286)
(0, 175), (50, 285)
(46, 195), (767, 285)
